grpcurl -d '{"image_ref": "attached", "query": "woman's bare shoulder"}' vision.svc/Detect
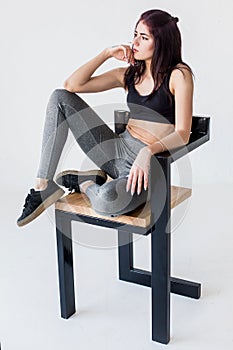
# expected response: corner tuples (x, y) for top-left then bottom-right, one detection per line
(171, 63), (193, 79)
(169, 63), (193, 94)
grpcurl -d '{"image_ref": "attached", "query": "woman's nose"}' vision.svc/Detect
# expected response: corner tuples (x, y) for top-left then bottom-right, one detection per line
(133, 37), (139, 47)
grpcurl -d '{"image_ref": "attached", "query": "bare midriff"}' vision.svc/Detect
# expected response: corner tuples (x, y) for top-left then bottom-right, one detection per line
(126, 118), (175, 145)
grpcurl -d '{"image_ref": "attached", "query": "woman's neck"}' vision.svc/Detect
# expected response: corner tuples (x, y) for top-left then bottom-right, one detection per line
(144, 59), (152, 73)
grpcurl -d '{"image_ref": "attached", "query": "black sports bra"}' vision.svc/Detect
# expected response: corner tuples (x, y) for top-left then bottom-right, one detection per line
(126, 73), (175, 124)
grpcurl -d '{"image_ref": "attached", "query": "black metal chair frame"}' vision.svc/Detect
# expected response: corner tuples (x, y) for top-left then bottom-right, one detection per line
(55, 110), (210, 344)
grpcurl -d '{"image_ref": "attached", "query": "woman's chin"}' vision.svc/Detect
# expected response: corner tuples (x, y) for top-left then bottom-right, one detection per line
(133, 53), (141, 61)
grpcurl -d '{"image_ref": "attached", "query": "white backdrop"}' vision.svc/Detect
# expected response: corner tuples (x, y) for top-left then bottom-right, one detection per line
(1, 0), (232, 192)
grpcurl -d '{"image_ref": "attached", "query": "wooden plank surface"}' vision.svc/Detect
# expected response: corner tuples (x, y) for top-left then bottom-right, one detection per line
(55, 186), (192, 228)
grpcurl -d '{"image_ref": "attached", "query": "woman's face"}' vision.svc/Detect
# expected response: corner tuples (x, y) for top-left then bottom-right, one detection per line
(132, 20), (154, 62)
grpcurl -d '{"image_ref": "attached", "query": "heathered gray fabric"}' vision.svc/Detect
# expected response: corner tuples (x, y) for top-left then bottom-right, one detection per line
(37, 89), (149, 216)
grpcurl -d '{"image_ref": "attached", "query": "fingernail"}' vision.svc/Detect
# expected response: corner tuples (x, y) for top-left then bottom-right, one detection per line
(131, 190), (134, 196)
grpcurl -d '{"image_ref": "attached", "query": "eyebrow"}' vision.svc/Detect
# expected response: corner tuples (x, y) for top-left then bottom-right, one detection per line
(134, 30), (150, 37)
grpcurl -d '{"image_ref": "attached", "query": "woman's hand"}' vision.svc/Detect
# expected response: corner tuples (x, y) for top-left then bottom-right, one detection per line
(107, 44), (135, 65)
(126, 147), (153, 195)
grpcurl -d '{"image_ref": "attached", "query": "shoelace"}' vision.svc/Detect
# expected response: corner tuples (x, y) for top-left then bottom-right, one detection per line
(22, 189), (40, 212)
(22, 192), (34, 212)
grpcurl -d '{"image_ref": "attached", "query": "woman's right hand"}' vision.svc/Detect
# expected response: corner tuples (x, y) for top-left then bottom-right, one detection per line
(107, 45), (135, 65)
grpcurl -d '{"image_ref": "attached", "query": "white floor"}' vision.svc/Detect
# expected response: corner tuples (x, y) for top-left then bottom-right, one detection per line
(0, 183), (233, 350)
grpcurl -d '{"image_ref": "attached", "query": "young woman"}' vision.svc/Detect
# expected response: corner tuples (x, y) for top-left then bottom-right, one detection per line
(17, 9), (193, 227)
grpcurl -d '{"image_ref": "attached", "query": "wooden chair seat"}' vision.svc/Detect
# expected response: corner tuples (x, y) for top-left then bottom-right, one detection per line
(55, 185), (192, 228)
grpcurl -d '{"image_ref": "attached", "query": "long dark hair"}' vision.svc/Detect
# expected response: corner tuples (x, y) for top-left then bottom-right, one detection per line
(124, 9), (193, 96)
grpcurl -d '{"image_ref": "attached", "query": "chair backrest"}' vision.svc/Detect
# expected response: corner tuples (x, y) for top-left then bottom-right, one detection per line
(191, 116), (210, 136)
(114, 110), (210, 143)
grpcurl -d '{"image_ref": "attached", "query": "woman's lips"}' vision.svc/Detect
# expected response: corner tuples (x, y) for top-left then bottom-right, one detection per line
(133, 48), (139, 53)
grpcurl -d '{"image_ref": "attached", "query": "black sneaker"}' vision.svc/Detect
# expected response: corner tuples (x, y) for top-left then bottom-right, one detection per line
(17, 180), (65, 227)
(55, 169), (107, 193)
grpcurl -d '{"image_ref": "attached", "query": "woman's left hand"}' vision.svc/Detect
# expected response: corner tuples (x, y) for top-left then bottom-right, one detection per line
(126, 147), (153, 195)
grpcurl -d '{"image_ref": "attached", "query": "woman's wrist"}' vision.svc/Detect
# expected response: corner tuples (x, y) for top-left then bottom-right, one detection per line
(104, 47), (113, 59)
(147, 141), (165, 154)
(145, 146), (154, 155)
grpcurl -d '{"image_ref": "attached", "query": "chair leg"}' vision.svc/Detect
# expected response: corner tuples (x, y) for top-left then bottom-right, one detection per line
(151, 225), (171, 344)
(150, 157), (171, 344)
(118, 230), (133, 281)
(55, 210), (76, 319)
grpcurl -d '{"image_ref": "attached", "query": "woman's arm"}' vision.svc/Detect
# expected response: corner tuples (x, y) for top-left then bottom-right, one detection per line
(64, 46), (134, 93)
(147, 66), (194, 154)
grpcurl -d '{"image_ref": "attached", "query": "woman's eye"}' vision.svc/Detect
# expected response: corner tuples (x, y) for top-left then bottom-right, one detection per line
(133, 33), (148, 40)
(134, 33), (148, 40)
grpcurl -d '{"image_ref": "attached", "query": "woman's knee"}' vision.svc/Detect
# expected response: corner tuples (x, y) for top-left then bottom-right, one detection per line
(49, 88), (75, 104)
(49, 89), (88, 113)
(91, 178), (132, 215)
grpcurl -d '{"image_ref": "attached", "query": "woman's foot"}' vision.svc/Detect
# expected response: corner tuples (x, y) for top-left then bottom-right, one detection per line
(55, 169), (107, 193)
(17, 180), (65, 227)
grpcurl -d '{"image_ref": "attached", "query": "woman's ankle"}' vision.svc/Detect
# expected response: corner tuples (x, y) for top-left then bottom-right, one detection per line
(35, 178), (49, 191)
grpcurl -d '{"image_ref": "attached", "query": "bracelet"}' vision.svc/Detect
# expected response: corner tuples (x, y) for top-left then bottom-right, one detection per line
(156, 140), (165, 152)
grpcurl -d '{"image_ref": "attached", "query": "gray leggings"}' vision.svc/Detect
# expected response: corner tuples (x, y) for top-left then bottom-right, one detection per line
(37, 89), (149, 216)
